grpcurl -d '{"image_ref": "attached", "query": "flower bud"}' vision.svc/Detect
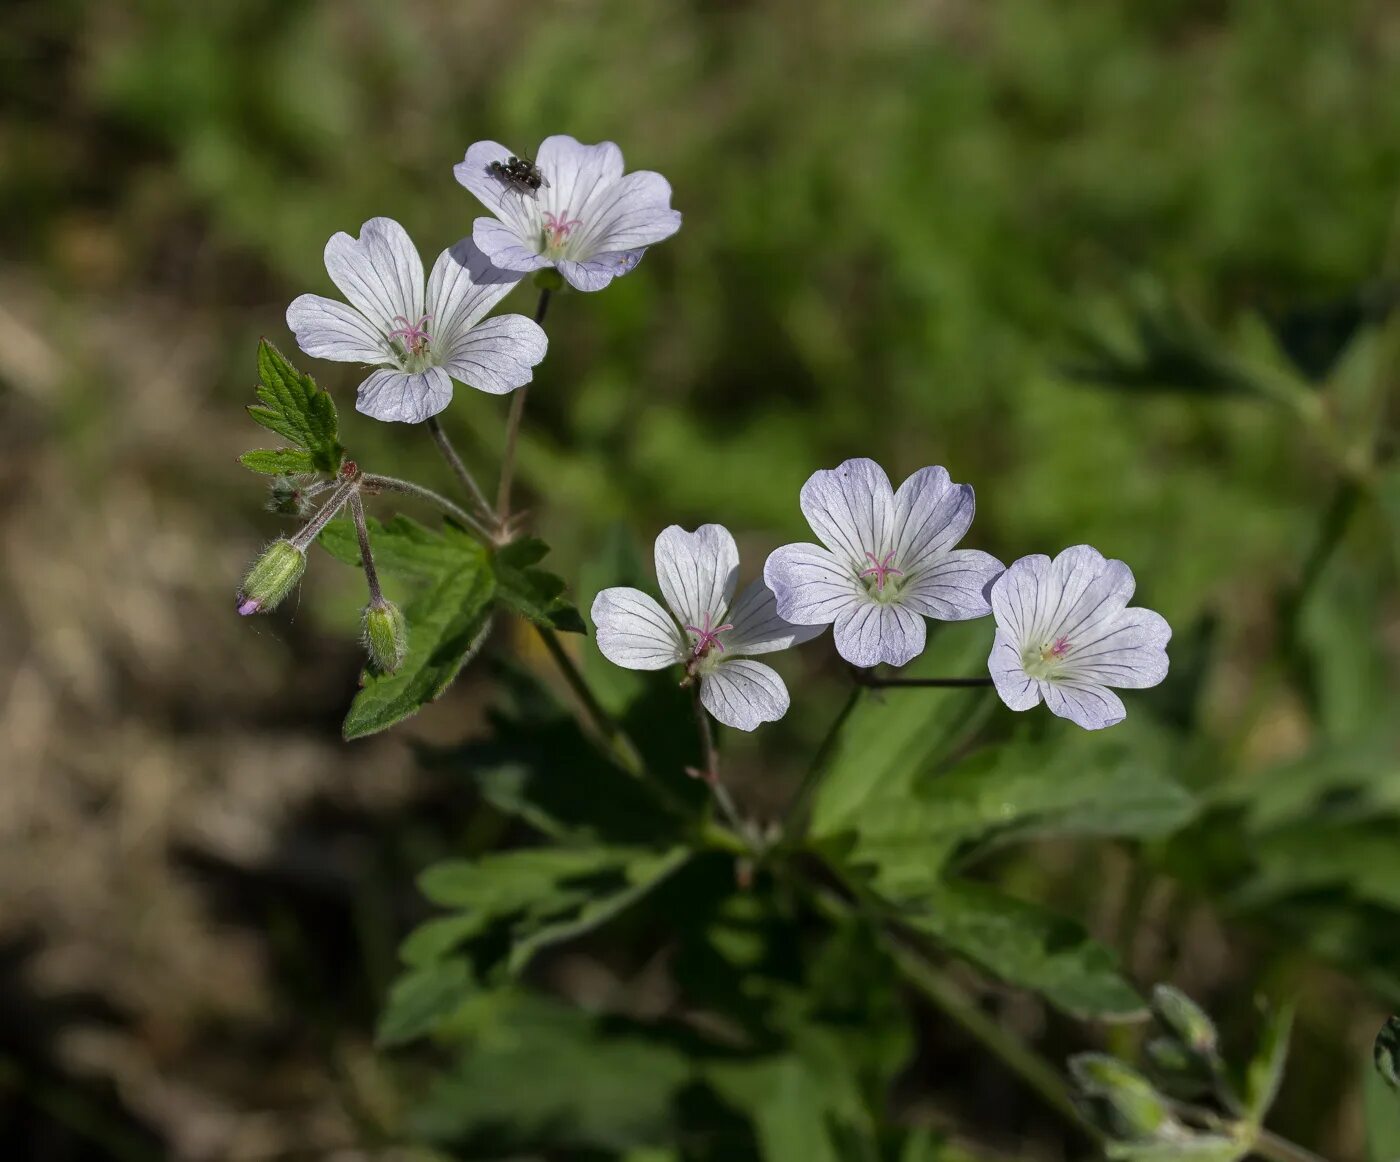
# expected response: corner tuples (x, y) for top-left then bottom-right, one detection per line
(238, 540), (306, 615)
(1152, 984), (1219, 1057)
(1070, 1053), (1174, 1142)
(362, 599), (408, 673)
(266, 474), (314, 518)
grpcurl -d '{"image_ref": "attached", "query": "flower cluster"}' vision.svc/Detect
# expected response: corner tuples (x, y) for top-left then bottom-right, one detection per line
(594, 458), (1170, 732)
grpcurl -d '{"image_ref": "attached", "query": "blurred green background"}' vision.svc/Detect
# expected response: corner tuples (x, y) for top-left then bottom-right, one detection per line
(3, 0), (1399, 1157)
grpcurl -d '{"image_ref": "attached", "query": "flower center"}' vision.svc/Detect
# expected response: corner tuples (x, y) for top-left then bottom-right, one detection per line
(1022, 635), (1072, 680)
(540, 211), (583, 257)
(387, 313), (433, 369)
(859, 550), (904, 596)
(685, 611), (733, 660)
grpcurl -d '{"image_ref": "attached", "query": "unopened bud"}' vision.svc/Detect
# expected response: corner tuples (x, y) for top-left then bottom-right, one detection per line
(362, 599), (408, 672)
(1152, 984), (1219, 1057)
(1070, 1053), (1174, 1142)
(266, 474), (314, 518)
(237, 540), (306, 615)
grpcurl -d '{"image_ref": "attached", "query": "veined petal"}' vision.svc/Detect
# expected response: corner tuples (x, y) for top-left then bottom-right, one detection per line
(591, 587), (686, 671)
(426, 240), (524, 342)
(286, 294), (387, 363)
(901, 549), (1003, 621)
(454, 140), (539, 241)
(439, 315), (546, 395)
(833, 600), (926, 669)
(764, 542), (862, 626)
(537, 135), (625, 222)
(988, 553), (1052, 644)
(1039, 545), (1136, 644)
(988, 629), (1042, 711)
(1059, 607), (1171, 689)
(356, 367), (452, 423)
(891, 466), (976, 570)
(570, 170), (681, 259)
(324, 217), (424, 335)
(655, 525), (740, 633)
(799, 458), (896, 565)
(472, 217), (552, 274)
(700, 659), (789, 732)
(1042, 680), (1127, 731)
(722, 578), (826, 656)
(556, 249), (647, 292)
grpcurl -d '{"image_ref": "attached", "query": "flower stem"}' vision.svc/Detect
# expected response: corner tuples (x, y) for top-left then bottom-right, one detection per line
(1253, 1128), (1331, 1162)
(360, 474), (493, 541)
(853, 671), (995, 689)
(289, 479), (358, 551)
(690, 684), (750, 842)
(784, 684), (864, 838)
(424, 415), (494, 522)
(496, 287), (553, 525)
(348, 491), (383, 606)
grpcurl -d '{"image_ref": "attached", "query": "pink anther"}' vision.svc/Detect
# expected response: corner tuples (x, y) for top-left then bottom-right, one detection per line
(1047, 635), (1072, 658)
(542, 211), (583, 247)
(685, 611), (733, 657)
(387, 313), (433, 354)
(859, 550), (904, 593)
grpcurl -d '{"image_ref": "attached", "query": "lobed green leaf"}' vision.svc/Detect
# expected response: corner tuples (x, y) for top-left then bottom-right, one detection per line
(246, 340), (344, 473)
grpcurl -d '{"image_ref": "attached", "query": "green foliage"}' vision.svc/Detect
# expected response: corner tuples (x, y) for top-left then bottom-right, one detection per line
(490, 537), (587, 633)
(1242, 1000), (1294, 1123)
(244, 340), (344, 475)
(320, 515), (494, 738)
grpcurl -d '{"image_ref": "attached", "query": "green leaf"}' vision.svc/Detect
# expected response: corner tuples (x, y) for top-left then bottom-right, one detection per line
(1242, 999), (1293, 1122)
(904, 880), (1144, 1019)
(238, 447), (317, 475)
(246, 340), (344, 473)
(418, 847), (640, 911)
(336, 518), (495, 739)
(376, 958), (475, 1047)
(492, 537), (587, 633)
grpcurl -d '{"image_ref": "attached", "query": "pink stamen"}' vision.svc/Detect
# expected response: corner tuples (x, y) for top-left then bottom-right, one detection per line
(859, 550), (904, 593)
(1047, 635), (1072, 658)
(387, 313), (433, 354)
(684, 611), (734, 657)
(542, 210), (583, 247)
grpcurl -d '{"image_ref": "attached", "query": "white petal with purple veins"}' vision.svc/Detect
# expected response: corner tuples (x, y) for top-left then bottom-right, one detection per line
(471, 218), (554, 274)
(591, 587), (686, 671)
(833, 600), (927, 669)
(556, 249), (648, 292)
(700, 659), (790, 732)
(900, 548), (1003, 620)
(798, 458), (897, 565)
(655, 524), (740, 633)
(356, 366), (453, 424)
(286, 293), (387, 364)
(1058, 607), (1171, 689)
(723, 579), (826, 656)
(568, 170), (682, 259)
(1042, 680), (1127, 731)
(764, 543), (862, 627)
(988, 629), (1042, 710)
(324, 218), (424, 335)
(891, 466), (977, 571)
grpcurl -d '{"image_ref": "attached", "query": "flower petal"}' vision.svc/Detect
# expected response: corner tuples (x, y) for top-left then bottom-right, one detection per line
(1040, 546), (1136, 643)
(323, 217), (424, 334)
(355, 367), (452, 424)
(833, 600), (927, 668)
(426, 239), (523, 340)
(537, 135), (625, 221)
(591, 587), (686, 671)
(764, 542), (862, 626)
(1059, 607), (1171, 689)
(900, 548), (1003, 621)
(988, 629), (1042, 711)
(700, 659), (789, 732)
(1042, 680), (1127, 731)
(988, 553), (1052, 643)
(654, 524), (740, 633)
(286, 294), (387, 363)
(471, 217), (552, 274)
(440, 315), (546, 396)
(798, 458), (896, 565)
(556, 248), (647, 292)
(454, 140), (539, 241)
(891, 466), (976, 570)
(569, 170), (681, 259)
(722, 578), (826, 656)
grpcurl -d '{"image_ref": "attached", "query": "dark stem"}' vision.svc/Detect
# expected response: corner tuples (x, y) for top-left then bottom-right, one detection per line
(496, 287), (553, 525)
(348, 491), (383, 606)
(425, 415), (494, 521)
(360, 473), (491, 539)
(854, 672), (995, 689)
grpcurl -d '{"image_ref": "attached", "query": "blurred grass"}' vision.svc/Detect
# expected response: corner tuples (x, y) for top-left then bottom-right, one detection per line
(2, 0), (1399, 1156)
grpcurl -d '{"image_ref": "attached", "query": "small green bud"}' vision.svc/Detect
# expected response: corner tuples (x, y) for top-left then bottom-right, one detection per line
(1152, 984), (1219, 1057)
(266, 474), (315, 517)
(362, 599), (408, 672)
(1375, 1016), (1400, 1091)
(532, 267), (565, 293)
(1070, 1053), (1174, 1142)
(238, 540), (306, 615)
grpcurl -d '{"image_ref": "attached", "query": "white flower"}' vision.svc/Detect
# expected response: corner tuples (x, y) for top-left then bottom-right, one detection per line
(764, 458), (1004, 669)
(454, 135), (681, 293)
(590, 525), (821, 732)
(987, 545), (1171, 731)
(286, 217), (547, 424)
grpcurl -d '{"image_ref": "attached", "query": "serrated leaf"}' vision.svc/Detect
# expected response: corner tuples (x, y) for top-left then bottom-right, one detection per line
(340, 523), (495, 739)
(238, 447), (317, 475)
(904, 880), (1144, 1019)
(1242, 1000), (1293, 1122)
(376, 958), (475, 1047)
(493, 537), (587, 633)
(247, 341), (343, 473)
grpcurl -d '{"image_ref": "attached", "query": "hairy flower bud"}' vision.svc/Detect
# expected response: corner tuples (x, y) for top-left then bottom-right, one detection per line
(1152, 984), (1219, 1057)
(1070, 1053), (1174, 1142)
(362, 599), (408, 672)
(266, 474), (315, 518)
(238, 540), (306, 615)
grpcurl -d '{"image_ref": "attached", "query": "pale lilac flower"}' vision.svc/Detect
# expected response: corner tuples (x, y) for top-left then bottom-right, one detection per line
(287, 217), (546, 424)
(591, 525), (821, 732)
(454, 135), (681, 292)
(987, 545), (1171, 730)
(764, 458), (1004, 669)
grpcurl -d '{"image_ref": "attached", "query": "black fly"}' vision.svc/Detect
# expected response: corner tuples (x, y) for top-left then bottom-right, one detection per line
(487, 155), (549, 198)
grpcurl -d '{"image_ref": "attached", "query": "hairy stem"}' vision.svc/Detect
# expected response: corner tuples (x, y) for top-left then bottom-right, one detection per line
(425, 415), (494, 522)
(348, 491), (383, 606)
(496, 287), (553, 525)
(290, 479), (358, 551)
(690, 684), (750, 842)
(361, 474), (493, 540)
